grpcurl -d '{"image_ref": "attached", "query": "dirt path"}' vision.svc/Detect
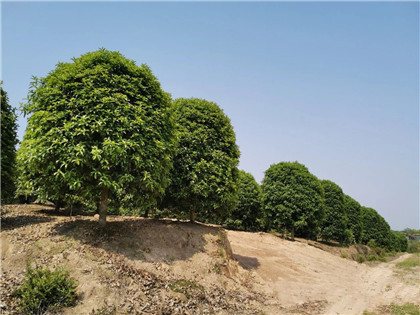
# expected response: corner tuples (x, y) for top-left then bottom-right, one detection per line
(227, 231), (420, 314)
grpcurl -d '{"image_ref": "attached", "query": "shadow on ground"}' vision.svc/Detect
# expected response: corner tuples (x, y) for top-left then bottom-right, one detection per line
(232, 253), (260, 270)
(53, 217), (224, 264)
(1, 215), (55, 231)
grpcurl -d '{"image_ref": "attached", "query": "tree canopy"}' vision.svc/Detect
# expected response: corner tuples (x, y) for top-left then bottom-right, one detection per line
(1, 86), (18, 203)
(360, 207), (392, 248)
(162, 98), (240, 223)
(17, 49), (175, 226)
(320, 180), (351, 244)
(224, 170), (262, 231)
(262, 161), (324, 240)
(343, 194), (362, 243)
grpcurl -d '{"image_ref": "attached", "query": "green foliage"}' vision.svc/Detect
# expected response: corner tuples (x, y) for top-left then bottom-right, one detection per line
(389, 231), (408, 252)
(163, 98), (240, 223)
(261, 161), (324, 239)
(360, 207), (392, 249)
(1, 86), (18, 203)
(356, 253), (366, 263)
(224, 170), (262, 231)
(14, 263), (77, 314)
(367, 254), (378, 261)
(407, 241), (420, 253)
(17, 49), (175, 220)
(320, 180), (349, 244)
(343, 194), (362, 243)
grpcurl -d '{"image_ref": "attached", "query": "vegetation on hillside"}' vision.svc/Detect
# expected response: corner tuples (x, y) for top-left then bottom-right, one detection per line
(1, 86), (18, 203)
(7, 48), (409, 255)
(161, 98), (240, 223)
(262, 162), (324, 240)
(16, 49), (176, 226)
(223, 170), (263, 231)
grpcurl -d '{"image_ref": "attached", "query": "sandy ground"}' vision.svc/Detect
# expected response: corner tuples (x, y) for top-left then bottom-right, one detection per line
(228, 230), (420, 314)
(1, 204), (419, 314)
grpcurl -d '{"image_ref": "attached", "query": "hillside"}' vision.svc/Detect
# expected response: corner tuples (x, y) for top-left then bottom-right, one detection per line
(1, 204), (419, 314)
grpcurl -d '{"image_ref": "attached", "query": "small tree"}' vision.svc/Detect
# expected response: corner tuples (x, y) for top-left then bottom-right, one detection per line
(343, 194), (362, 243)
(1, 86), (18, 203)
(262, 161), (324, 240)
(163, 98), (240, 223)
(320, 180), (351, 244)
(17, 49), (175, 226)
(224, 170), (262, 231)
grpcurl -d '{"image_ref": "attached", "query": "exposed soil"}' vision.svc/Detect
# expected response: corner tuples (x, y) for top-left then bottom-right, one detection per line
(1, 204), (419, 314)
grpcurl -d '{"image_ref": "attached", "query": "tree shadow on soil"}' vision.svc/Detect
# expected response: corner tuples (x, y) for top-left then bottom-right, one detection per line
(1, 215), (55, 231)
(232, 254), (260, 270)
(53, 218), (224, 264)
(37, 207), (92, 217)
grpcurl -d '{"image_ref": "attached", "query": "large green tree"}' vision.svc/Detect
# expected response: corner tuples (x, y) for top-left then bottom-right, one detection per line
(1, 86), (18, 203)
(343, 194), (362, 243)
(224, 170), (262, 231)
(17, 49), (175, 226)
(163, 98), (240, 223)
(261, 162), (324, 240)
(320, 180), (351, 244)
(360, 207), (392, 248)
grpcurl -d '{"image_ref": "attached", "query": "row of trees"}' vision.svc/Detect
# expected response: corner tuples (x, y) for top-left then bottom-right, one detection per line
(11, 49), (239, 228)
(226, 161), (407, 252)
(3, 49), (406, 252)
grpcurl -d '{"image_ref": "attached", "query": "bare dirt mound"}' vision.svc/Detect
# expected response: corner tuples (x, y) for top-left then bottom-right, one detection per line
(1, 204), (419, 314)
(1, 204), (263, 314)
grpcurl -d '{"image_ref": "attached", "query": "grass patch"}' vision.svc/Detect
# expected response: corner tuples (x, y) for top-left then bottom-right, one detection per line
(13, 263), (77, 314)
(356, 253), (366, 263)
(389, 303), (420, 315)
(365, 303), (420, 315)
(396, 254), (420, 269)
(168, 279), (204, 299)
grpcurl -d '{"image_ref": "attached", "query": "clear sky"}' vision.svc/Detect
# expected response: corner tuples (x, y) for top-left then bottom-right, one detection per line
(2, 2), (419, 230)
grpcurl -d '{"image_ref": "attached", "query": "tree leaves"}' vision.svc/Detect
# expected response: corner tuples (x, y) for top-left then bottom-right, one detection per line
(262, 162), (324, 238)
(1, 86), (18, 203)
(17, 49), (176, 212)
(162, 98), (240, 223)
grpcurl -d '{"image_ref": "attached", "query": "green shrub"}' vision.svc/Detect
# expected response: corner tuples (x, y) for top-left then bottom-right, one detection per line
(14, 263), (77, 314)
(356, 253), (366, 263)
(367, 255), (378, 261)
(407, 241), (420, 253)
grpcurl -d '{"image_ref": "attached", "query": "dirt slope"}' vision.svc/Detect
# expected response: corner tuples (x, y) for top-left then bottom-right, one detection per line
(228, 230), (420, 314)
(1, 204), (419, 314)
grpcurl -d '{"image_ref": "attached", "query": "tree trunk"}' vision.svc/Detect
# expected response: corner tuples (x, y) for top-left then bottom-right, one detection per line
(190, 207), (195, 223)
(55, 201), (60, 211)
(144, 208), (149, 218)
(98, 187), (109, 228)
(291, 226), (295, 241)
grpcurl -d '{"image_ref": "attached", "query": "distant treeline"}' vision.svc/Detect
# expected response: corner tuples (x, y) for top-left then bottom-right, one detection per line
(1, 49), (407, 252)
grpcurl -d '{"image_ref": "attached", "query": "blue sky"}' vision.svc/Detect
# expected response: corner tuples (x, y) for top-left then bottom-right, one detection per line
(2, 2), (419, 230)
